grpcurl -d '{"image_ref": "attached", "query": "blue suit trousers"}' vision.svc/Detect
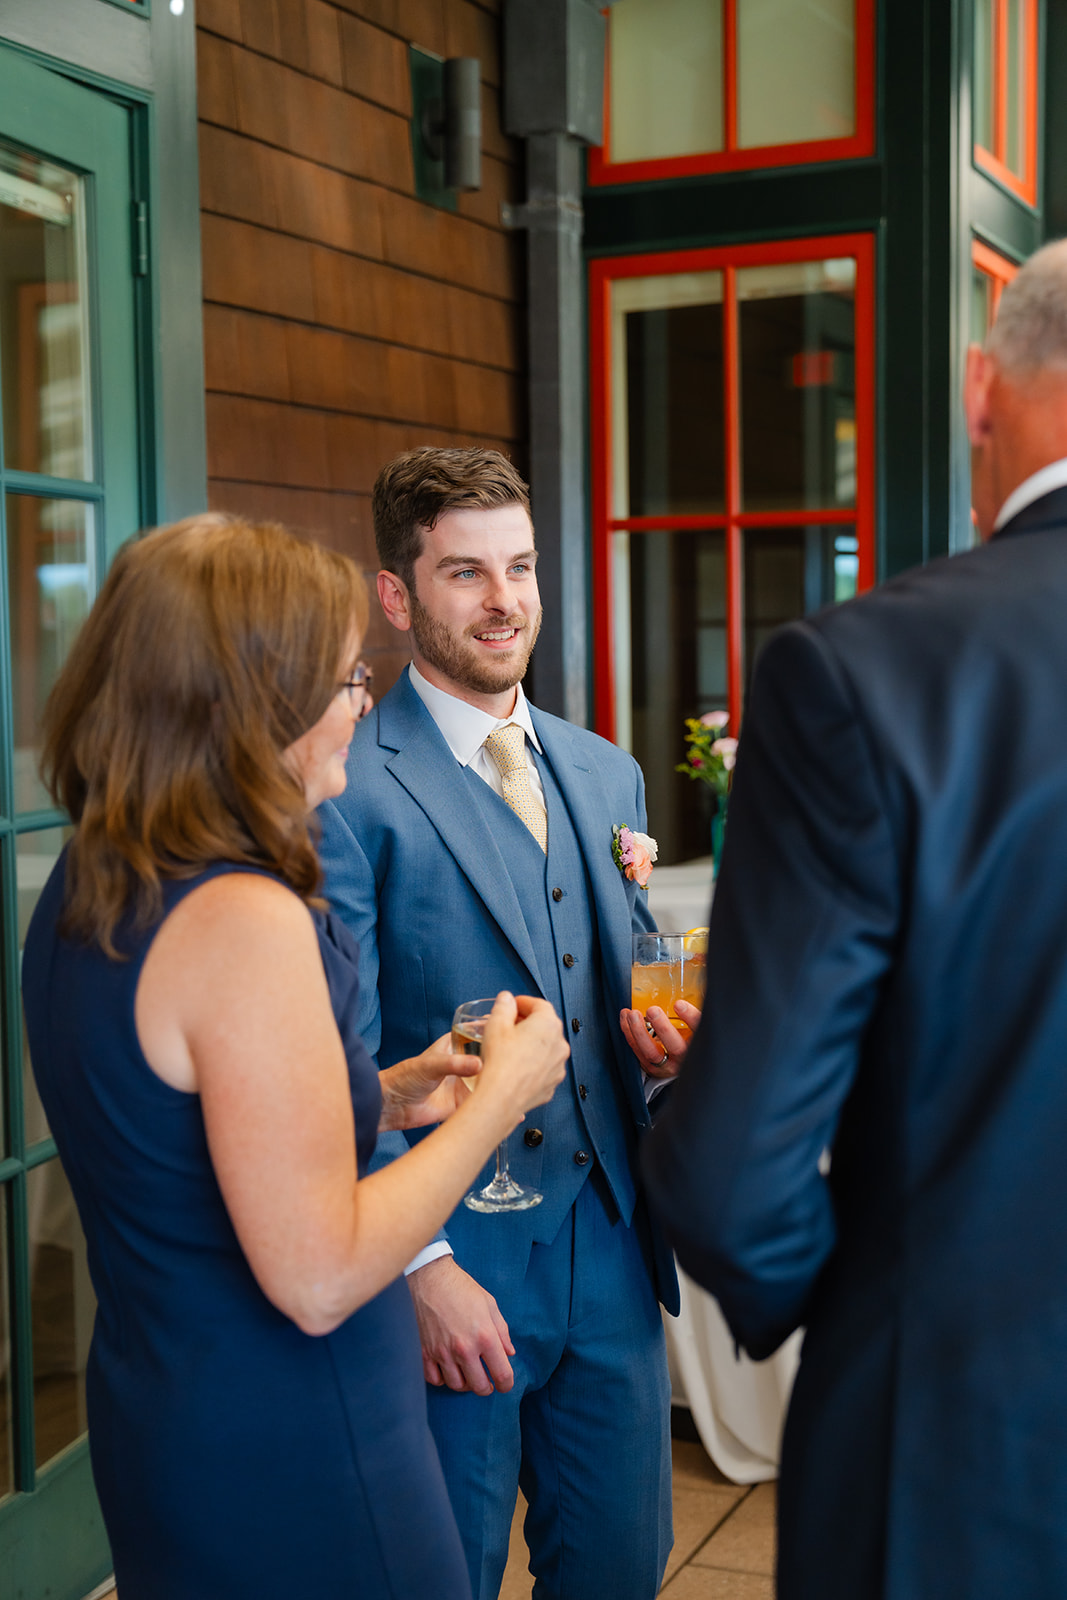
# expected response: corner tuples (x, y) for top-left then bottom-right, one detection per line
(426, 1175), (672, 1600)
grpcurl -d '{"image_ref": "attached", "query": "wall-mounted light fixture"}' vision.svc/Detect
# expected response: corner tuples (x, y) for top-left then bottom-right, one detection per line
(410, 49), (483, 207)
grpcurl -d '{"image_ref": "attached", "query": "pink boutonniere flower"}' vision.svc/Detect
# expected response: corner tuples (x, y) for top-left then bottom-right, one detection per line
(612, 824), (658, 890)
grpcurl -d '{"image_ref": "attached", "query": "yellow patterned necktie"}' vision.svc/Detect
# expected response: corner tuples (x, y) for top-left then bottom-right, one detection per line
(484, 724), (548, 853)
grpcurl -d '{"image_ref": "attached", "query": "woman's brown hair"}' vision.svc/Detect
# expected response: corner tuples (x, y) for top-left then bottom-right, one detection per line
(40, 513), (368, 956)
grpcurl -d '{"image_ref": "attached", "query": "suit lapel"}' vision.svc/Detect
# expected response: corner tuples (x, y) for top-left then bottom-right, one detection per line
(380, 679), (546, 994)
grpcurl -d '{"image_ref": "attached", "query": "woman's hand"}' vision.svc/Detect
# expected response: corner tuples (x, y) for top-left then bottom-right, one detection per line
(379, 1034), (480, 1132)
(619, 998), (701, 1079)
(476, 992), (569, 1123)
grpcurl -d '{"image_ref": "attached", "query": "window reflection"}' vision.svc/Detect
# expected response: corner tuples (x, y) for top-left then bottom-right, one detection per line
(606, 0), (856, 165)
(1005, 0), (1023, 174)
(742, 527), (852, 690)
(974, 0), (995, 151)
(626, 529), (726, 866)
(0, 1186), (13, 1501)
(21, 829), (73, 1158)
(19, 829), (91, 1470)
(738, 258), (857, 512)
(0, 143), (92, 481)
(27, 1159), (94, 1469)
(737, 0), (856, 149)
(614, 272), (725, 519)
(972, 267), (993, 343)
(6, 496), (92, 814)
(609, 0), (723, 164)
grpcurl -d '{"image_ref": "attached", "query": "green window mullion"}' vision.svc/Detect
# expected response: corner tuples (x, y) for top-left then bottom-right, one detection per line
(24, 1140), (57, 1170)
(2, 473), (105, 506)
(12, 813), (66, 836)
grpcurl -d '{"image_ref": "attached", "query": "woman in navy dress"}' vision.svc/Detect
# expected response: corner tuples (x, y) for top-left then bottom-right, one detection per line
(21, 514), (568, 1600)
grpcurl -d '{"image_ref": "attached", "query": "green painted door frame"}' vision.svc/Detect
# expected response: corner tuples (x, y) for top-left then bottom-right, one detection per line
(0, 4), (207, 1596)
(0, 42), (140, 1600)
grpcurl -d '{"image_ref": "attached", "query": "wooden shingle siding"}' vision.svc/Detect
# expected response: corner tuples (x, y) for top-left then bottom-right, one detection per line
(197, 0), (524, 689)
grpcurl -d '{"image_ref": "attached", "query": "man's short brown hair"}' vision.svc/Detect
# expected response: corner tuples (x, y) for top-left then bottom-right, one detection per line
(372, 447), (531, 592)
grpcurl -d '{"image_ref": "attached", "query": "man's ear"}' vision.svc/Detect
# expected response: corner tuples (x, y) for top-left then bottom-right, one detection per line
(963, 343), (995, 447)
(377, 569), (412, 632)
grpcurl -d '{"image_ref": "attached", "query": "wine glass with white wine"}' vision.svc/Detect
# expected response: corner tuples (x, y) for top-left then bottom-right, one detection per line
(453, 997), (543, 1213)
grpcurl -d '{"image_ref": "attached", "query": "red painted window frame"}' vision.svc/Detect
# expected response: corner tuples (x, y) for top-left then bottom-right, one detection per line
(972, 237), (1020, 329)
(589, 233), (877, 741)
(973, 0), (1039, 206)
(588, 0), (876, 187)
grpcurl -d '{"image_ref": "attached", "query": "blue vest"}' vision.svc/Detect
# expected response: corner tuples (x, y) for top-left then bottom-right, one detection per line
(460, 748), (639, 1246)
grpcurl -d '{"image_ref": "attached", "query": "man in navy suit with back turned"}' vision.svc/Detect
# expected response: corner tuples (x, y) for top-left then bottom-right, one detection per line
(317, 447), (689, 1600)
(646, 238), (1067, 1599)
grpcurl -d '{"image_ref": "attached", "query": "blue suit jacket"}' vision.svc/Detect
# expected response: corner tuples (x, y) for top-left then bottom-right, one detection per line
(645, 490), (1067, 1598)
(318, 671), (679, 1315)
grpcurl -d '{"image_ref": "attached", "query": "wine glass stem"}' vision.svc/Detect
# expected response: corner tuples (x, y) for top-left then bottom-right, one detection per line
(495, 1137), (510, 1185)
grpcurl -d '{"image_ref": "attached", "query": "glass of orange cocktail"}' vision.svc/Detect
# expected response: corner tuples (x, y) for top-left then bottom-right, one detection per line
(631, 932), (707, 1044)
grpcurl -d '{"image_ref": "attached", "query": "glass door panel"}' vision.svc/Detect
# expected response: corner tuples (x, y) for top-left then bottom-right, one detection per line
(741, 526), (854, 690)
(737, 258), (857, 511)
(613, 272), (725, 518)
(0, 144), (92, 482)
(592, 238), (874, 825)
(626, 528), (727, 866)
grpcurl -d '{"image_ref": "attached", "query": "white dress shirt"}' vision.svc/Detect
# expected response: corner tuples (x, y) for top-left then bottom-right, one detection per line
(403, 663), (546, 1275)
(993, 457), (1067, 532)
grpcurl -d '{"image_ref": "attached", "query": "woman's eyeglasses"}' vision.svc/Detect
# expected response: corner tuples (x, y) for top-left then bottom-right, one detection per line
(339, 661), (373, 714)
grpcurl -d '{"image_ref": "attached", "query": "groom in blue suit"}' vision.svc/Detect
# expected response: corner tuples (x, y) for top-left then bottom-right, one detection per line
(317, 447), (681, 1600)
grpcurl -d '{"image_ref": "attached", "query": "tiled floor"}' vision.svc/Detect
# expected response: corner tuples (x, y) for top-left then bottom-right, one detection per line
(499, 1437), (775, 1600)
(102, 1436), (774, 1600)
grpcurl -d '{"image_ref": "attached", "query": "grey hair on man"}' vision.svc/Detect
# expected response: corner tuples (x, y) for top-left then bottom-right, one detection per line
(966, 237), (1067, 540)
(985, 237), (1067, 373)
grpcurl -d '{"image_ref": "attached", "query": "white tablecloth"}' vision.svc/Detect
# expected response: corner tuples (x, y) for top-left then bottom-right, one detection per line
(646, 858), (800, 1483)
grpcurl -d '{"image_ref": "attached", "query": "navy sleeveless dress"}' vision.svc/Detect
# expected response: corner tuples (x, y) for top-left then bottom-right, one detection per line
(22, 860), (472, 1600)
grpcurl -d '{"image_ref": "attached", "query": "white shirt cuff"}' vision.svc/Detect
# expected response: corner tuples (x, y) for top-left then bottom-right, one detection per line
(643, 1072), (670, 1104)
(404, 1240), (454, 1277)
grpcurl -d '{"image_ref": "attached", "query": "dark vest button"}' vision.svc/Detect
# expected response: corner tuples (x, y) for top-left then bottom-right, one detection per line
(524, 1127), (543, 1148)
(574, 1149), (590, 1166)
(552, 887), (563, 902)
(562, 953), (575, 968)
(578, 1083), (588, 1100)
(571, 1017), (581, 1034)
